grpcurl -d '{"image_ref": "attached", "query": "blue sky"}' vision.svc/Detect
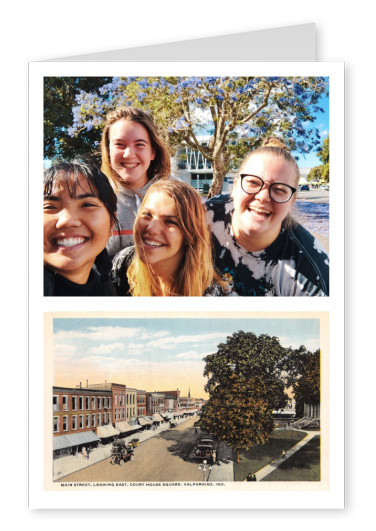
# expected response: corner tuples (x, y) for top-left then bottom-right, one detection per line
(294, 92), (329, 169)
(53, 317), (321, 397)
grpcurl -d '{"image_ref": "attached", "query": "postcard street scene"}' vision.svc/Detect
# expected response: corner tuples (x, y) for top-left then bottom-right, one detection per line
(50, 315), (325, 487)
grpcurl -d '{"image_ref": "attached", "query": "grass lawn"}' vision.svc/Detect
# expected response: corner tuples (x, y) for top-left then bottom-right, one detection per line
(262, 435), (320, 481)
(234, 429), (307, 481)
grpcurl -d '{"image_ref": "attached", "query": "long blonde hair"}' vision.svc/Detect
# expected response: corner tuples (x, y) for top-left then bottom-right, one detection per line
(127, 180), (221, 296)
(100, 107), (171, 192)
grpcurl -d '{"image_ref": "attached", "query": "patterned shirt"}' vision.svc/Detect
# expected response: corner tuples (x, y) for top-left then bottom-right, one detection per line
(206, 194), (329, 297)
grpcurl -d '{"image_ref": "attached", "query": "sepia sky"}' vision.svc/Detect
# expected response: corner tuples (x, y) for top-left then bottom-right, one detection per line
(52, 316), (321, 399)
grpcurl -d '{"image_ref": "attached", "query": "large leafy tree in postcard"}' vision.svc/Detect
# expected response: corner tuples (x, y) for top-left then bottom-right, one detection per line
(199, 331), (320, 460)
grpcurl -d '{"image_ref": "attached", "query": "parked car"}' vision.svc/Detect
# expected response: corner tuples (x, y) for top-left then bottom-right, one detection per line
(129, 438), (140, 448)
(189, 444), (215, 461)
(300, 184), (310, 191)
(320, 184), (329, 191)
(169, 421), (177, 428)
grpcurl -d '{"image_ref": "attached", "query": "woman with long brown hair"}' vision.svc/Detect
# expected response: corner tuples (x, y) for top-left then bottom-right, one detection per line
(101, 106), (171, 257)
(111, 180), (225, 296)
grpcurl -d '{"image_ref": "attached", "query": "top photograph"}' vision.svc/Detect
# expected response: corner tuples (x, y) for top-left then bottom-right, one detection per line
(43, 75), (330, 297)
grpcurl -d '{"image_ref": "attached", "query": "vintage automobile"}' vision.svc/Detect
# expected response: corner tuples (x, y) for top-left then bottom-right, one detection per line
(169, 420), (178, 428)
(189, 443), (215, 461)
(128, 438), (140, 448)
(110, 440), (134, 466)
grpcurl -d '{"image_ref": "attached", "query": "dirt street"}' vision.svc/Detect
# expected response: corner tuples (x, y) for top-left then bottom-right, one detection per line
(59, 417), (207, 482)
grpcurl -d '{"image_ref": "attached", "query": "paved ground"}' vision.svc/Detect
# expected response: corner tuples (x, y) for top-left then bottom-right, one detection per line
(293, 190), (329, 251)
(54, 416), (234, 483)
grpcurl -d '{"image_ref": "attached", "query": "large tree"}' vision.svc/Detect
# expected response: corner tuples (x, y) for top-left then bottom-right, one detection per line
(54, 75), (328, 197)
(198, 331), (291, 457)
(203, 330), (288, 409)
(199, 374), (275, 463)
(282, 347), (321, 417)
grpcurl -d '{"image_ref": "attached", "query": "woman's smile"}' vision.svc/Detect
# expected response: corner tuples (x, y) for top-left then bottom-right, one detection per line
(43, 175), (112, 284)
(231, 154), (296, 251)
(135, 191), (185, 277)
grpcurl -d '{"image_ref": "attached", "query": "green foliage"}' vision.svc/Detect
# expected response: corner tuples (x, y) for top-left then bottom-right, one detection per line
(307, 136), (329, 183)
(294, 350), (320, 405)
(199, 375), (275, 458)
(204, 331), (287, 404)
(283, 347), (320, 407)
(199, 331), (295, 457)
(307, 166), (324, 182)
(44, 77), (111, 161)
(45, 76), (328, 196)
(317, 136), (329, 165)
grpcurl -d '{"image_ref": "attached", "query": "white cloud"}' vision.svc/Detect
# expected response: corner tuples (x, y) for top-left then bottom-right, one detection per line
(53, 343), (78, 359)
(144, 332), (227, 350)
(175, 350), (212, 360)
(54, 326), (142, 342)
(88, 343), (125, 355)
(128, 343), (146, 350)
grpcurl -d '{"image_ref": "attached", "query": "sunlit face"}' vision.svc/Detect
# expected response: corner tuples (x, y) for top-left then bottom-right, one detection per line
(43, 175), (112, 284)
(135, 191), (185, 279)
(231, 154), (297, 251)
(109, 119), (156, 189)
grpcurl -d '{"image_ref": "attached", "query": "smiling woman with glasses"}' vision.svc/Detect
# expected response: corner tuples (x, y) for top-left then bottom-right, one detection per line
(205, 137), (329, 296)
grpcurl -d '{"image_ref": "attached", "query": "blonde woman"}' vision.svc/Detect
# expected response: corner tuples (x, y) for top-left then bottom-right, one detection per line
(101, 106), (171, 257)
(206, 137), (329, 296)
(111, 180), (225, 296)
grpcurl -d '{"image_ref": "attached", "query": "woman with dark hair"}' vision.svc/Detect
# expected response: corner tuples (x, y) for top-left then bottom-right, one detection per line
(43, 158), (118, 296)
(101, 106), (171, 257)
(111, 180), (225, 296)
(206, 137), (329, 296)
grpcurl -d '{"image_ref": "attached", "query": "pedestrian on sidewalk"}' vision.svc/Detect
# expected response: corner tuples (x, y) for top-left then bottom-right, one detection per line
(212, 450), (216, 464)
(281, 450), (286, 459)
(252, 475), (257, 481)
(87, 447), (90, 460)
(82, 447), (87, 459)
(246, 473), (252, 482)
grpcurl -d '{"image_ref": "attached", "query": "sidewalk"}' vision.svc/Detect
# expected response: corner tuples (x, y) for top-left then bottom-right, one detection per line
(53, 418), (187, 481)
(252, 431), (318, 481)
(207, 440), (234, 482)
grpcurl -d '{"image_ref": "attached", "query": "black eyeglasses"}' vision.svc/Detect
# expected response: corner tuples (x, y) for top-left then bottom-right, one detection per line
(240, 174), (296, 203)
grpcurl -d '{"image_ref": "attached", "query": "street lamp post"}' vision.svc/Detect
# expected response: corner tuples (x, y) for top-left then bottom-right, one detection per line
(198, 459), (212, 482)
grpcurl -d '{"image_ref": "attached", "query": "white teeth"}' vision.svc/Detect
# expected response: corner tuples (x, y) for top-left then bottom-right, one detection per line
(56, 237), (86, 247)
(122, 163), (138, 168)
(144, 239), (164, 247)
(250, 206), (270, 215)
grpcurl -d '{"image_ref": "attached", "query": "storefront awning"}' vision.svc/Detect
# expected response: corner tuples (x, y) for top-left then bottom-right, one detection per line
(53, 430), (100, 451)
(137, 416), (152, 426)
(115, 421), (142, 433)
(152, 413), (164, 422)
(96, 424), (120, 438)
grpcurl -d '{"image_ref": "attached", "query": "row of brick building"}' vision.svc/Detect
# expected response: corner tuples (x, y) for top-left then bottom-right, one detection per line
(53, 381), (204, 456)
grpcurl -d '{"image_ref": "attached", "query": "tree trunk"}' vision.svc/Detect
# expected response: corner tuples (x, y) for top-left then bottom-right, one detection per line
(207, 151), (229, 199)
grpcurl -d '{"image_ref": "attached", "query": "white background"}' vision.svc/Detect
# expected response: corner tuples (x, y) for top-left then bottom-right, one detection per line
(2, 0), (371, 526)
